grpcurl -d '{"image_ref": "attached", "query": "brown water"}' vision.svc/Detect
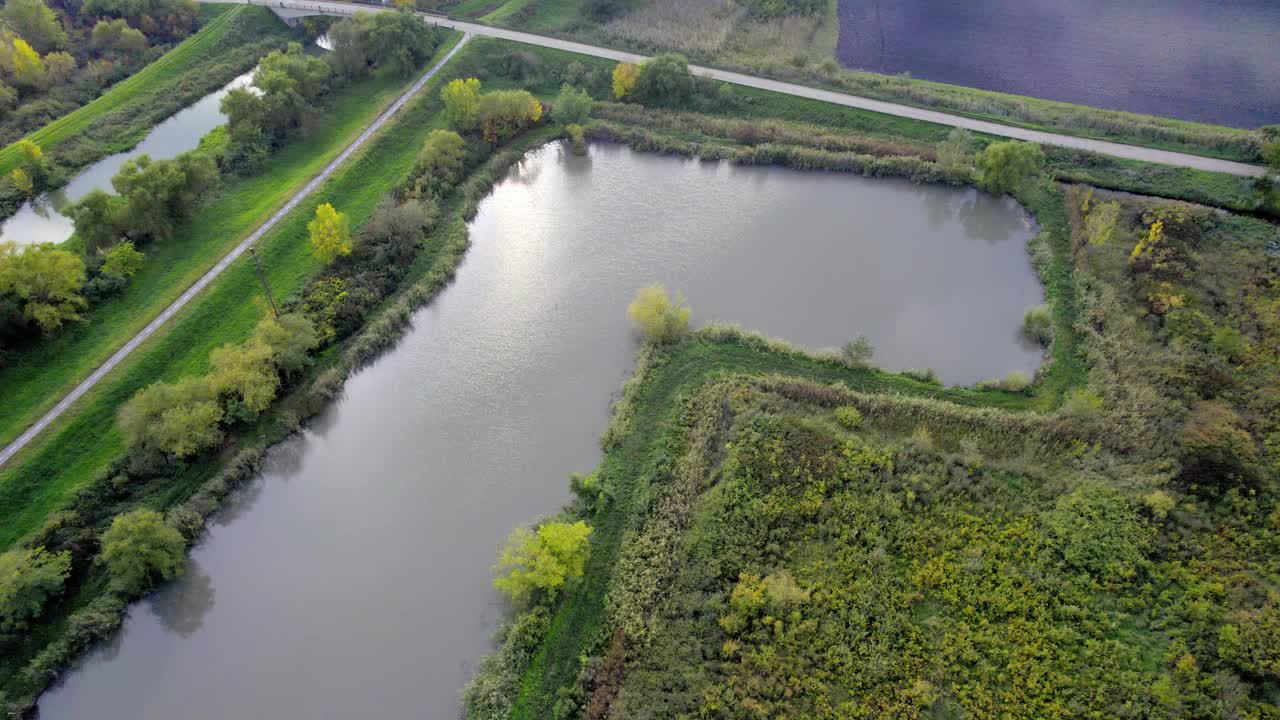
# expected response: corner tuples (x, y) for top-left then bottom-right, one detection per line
(36, 143), (1041, 719)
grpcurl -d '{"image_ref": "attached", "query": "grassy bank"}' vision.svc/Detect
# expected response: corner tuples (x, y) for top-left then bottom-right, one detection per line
(0, 4), (298, 218)
(0, 45), (462, 547)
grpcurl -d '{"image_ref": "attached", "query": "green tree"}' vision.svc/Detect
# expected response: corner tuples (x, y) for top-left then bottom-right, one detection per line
(41, 49), (74, 86)
(1, 0), (66, 53)
(329, 9), (436, 79)
(1042, 484), (1151, 583)
(117, 376), (223, 456)
(0, 546), (70, 631)
(99, 509), (186, 593)
(936, 127), (975, 173)
(309, 202), (351, 263)
(90, 18), (148, 54)
(626, 283), (690, 344)
(99, 240), (144, 278)
(209, 340), (278, 413)
(10, 167), (32, 196)
(493, 520), (592, 603)
(632, 54), (693, 105)
(611, 61), (638, 100)
(975, 140), (1044, 195)
(111, 150), (217, 242)
(0, 241), (86, 332)
(17, 139), (47, 183)
(68, 189), (125, 254)
(553, 83), (593, 125)
(413, 128), (466, 197)
(251, 312), (318, 378)
(441, 77), (481, 131)
(476, 89), (542, 143)
(0, 81), (16, 113)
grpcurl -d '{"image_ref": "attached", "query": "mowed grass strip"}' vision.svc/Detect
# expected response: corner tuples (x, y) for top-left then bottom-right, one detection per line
(0, 4), (244, 176)
(0, 33), (465, 551)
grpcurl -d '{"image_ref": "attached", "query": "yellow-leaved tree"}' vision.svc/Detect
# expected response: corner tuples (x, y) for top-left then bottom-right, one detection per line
(493, 520), (592, 603)
(612, 61), (639, 100)
(441, 77), (481, 131)
(308, 202), (351, 263)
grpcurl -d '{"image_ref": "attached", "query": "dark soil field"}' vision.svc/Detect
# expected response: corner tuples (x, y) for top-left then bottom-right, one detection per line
(836, 0), (1280, 128)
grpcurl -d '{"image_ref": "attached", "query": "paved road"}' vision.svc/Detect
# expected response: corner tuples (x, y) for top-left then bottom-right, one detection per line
(258, 0), (1267, 177)
(0, 35), (470, 469)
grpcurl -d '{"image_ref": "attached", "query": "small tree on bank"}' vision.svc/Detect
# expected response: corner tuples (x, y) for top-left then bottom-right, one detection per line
(309, 202), (351, 263)
(627, 283), (690, 344)
(976, 140), (1044, 196)
(0, 546), (71, 631)
(442, 77), (481, 131)
(611, 61), (638, 100)
(100, 509), (186, 593)
(493, 520), (592, 603)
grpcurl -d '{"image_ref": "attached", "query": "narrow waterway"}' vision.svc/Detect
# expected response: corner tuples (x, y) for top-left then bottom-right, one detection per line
(0, 71), (253, 247)
(37, 143), (1041, 719)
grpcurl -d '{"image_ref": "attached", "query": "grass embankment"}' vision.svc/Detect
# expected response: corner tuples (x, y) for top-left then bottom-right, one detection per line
(0, 5), (293, 185)
(428, 0), (1266, 163)
(0, 46), (462, 549)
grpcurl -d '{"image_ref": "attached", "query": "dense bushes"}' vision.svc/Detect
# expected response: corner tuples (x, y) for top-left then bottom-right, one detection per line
(71, 149), (217, 248)
(441, 77), (544, 143)
(328, 8), (438, 79)
(118, 313), (318, 457)
(976, 139), (1044, 195)
(0, 546), (69, 632)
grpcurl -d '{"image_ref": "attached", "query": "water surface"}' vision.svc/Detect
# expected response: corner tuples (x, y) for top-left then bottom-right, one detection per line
(0, 72), (252, 247)
(38, 144), (1040, 719)
(837, 0), (1280, 127)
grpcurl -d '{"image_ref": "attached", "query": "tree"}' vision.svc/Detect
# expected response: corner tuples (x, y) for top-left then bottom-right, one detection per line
(90, 18), (148, 54)
(612, 61), (638, 100)
(975, 140), (1044, 195)
(209, 340), (278, 413)
(476, 89), (542, 143)
(493, 520), (592, 603)
(17, 139), (47, 183)
(99, 240), (144, 278)
(309, 202), (351, 263)
(413, 128), (466, 197)
(117, 376), (222, 456)
(69, 189), (125, 254)
(554, 83), (592, 125)
(626, 283), (690, 344)
(11, 37), (43, 89)
(566, 123), (586, 155)
(0, 546), (70, 631)
(41, 50), (74, 86)
(251, 312), (318, 379)
(328, 10), (436, 79)
(0, 82), (16, 114)
(10, 168), (32, 196)
(1, 0), (66, 53)
(111, 150), (217, 242)
(936, 127), (974, 173)
(441, 77), (481, 131)
(0, 241), (86, 332)
(632, 54), (693, 105)
(99, 509), (186, 593)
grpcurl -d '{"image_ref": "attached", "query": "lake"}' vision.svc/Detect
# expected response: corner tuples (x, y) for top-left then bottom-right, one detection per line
(36, 143), (1042, 719)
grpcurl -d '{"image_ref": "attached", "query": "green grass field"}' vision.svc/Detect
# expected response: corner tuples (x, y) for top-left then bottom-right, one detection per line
(0, 40), (466, 549)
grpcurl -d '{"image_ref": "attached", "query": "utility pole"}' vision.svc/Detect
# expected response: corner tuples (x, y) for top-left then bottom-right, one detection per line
(249, 245), (279, 318)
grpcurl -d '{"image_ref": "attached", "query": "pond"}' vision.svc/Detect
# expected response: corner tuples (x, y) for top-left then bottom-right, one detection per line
(36, 143), (1041, 719)
(0, 71), (253, 247)
(836, 0), (1280, 127)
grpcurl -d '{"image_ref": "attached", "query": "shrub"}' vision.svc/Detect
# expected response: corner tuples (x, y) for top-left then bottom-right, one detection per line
(936, 127), (974, 174)
(833, 406), (863, 430)
(1142, 490), (1176, 521)
(98, 240), (144, 279)
(493, 520), (592, 603)
(1021, 304), (1053, 347)
(1084, 200), (1122, 245)
(412, 128), (466, 197)
(1061, 388), (1104, 417)
(117, 377), (223, 457)
(976, 140), (1044, 195)
(554, 83), (593, 125)
(476, 89), (543, 144)
(626, 283), (690, 344)
(1179, 400), (1257, 487)
(99, 509), (186, 593)
(1042, 484), (1151, 582)
(566, 123), (587, 155)
(0, 547), (70, 631)
(839, 335), (875, 367)
(901, 367), (939, 385)
(632, 54), (693, 106)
